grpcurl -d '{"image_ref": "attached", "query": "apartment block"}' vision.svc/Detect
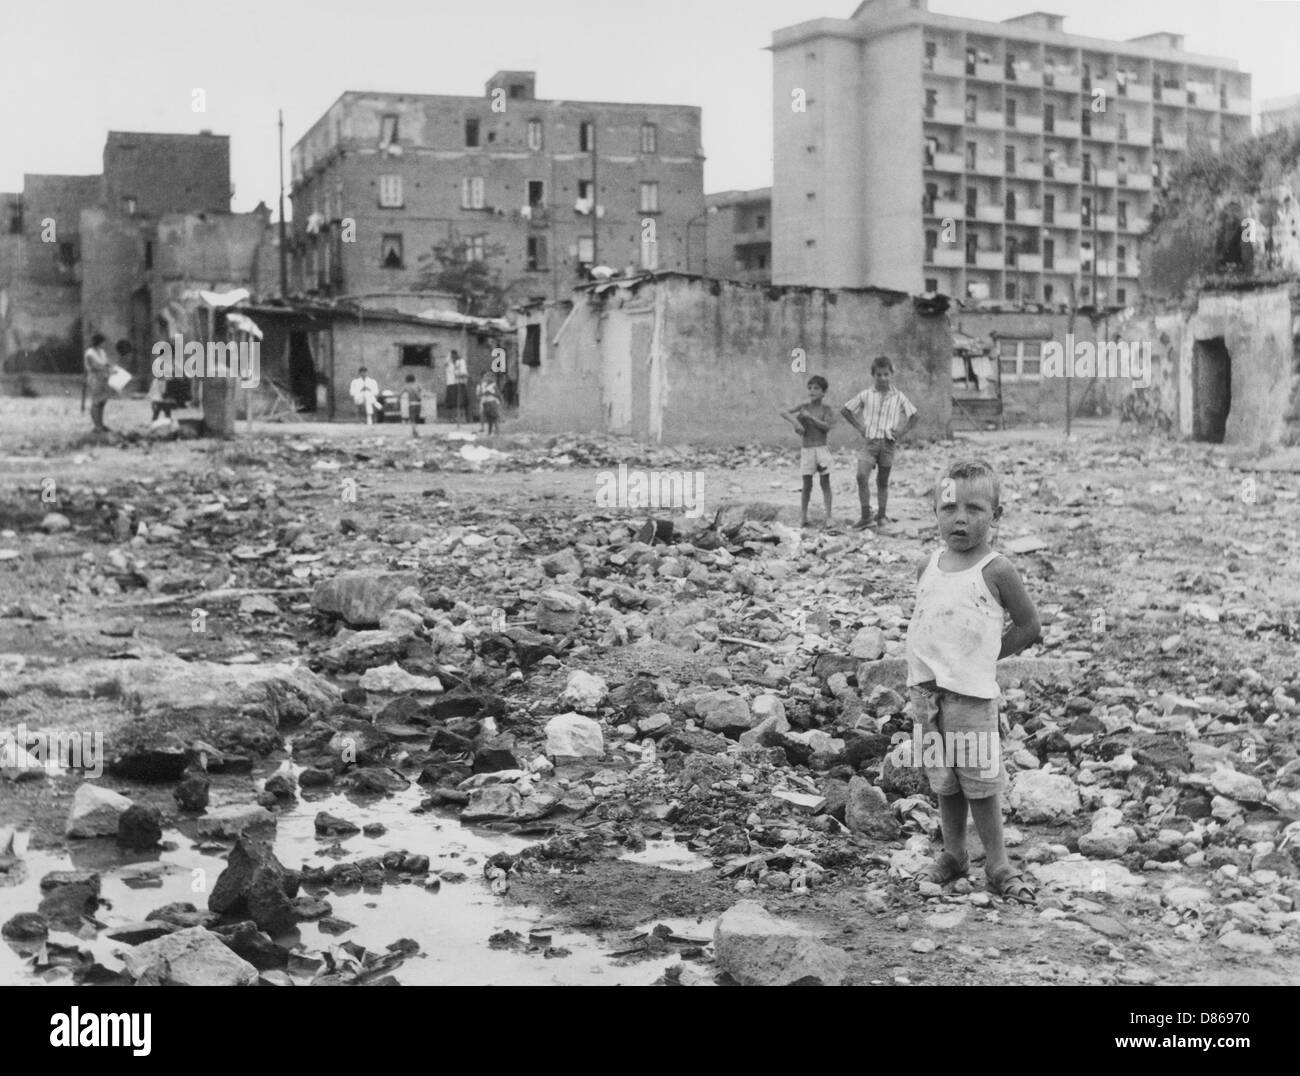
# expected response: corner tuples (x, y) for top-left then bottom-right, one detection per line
(772, 0), (1252, 306)
(289, 72), (705, 305)
(705, 188), (772, 283)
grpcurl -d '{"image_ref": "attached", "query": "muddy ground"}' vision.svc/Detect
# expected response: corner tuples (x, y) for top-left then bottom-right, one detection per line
(1, 395), (1298, 986)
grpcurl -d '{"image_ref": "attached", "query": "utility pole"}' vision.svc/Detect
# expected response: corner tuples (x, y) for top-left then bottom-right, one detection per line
(1066, 278), (1075, 438)
(278, 110), (288, 298)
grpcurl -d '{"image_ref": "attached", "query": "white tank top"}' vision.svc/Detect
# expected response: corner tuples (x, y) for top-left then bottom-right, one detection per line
(905, 548), (1004, 699)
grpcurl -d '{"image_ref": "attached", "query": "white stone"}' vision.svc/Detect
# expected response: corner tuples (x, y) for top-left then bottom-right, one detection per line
(120, 926), (258, 986)
(545, 712), (605, 758)
(1211, 766), (1266, 803)
(1008, 769), (1081, 823)
(358, 663), (443, 694)
(559, 671), (608, 712)
(66, 784), (133, 838)
(713, 900), (849, 986)
(195, 804), (276, 838)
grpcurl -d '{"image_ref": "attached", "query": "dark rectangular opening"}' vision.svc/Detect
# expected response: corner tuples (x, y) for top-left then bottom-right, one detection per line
(1192, 337), (1231, 443)
(523, 324), (541, 366)
(401, 345), (432, 367)
(465, 118), (480, 148)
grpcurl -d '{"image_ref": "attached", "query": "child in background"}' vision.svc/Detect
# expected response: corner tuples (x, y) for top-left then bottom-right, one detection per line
(840, 355), (918, 530)
(905, 459), (1042, 904)
(478, 372), (501, 435)
(400, 374), (422, 438)
(781, 375), (835, 530)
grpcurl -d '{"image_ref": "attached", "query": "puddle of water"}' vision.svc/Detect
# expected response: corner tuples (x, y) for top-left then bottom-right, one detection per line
(621, 838), (713, 874)
(0, 774), (695, 986)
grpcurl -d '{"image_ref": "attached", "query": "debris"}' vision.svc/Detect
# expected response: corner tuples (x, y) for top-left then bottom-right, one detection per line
(713, 900), (850, 986)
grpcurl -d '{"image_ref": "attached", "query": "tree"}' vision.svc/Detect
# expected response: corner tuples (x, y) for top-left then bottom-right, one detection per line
(413, 233), (508, 317)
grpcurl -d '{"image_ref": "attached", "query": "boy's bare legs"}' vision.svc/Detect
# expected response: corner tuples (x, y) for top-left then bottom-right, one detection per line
(800, 475), (813, 526)
(968, 794), (1010, 878)
(855, 457), (875, 522)
(819, 473), (832, 524)
(877, 465), (892, 522)
(937, 791), (969, 862)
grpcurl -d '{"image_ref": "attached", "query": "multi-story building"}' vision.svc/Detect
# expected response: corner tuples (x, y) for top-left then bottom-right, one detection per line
(289, 71), (706, 306)
(772, 1), (1253, 305)
(705, 188), (772, 283)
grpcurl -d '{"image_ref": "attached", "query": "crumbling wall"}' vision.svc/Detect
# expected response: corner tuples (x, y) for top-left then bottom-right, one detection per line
(1115, 314), (1182, 436)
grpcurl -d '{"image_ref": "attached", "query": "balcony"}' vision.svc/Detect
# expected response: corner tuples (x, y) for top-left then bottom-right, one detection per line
(974, 61), (1003, 82)
(1225, 96), (1250, 116)
(1155, 86), (1187, 106)
(1124, 82), (1153, 102)
(930, 152), (965, 173)
(1049, 119), (1082, 139)
(1048, 165), (1083, 184)
(975, 109), (1005, 128)
(1011, 115), (1043, 134)
(1014, 253), (1044, 271)
(1051, 257), (1080, 274)
(1044, 70), (1082, 92)
(1014, 207), (1043, 225)
(1156, 131), (1187, 151)
(926, 105), (966, 125)
(928, 246), (965, 267)
(1119, 127), (1152, 145)
(1085, 124), (1118, 142)
(1186, 91), (1217, 112)
(1095, 168), (1117, 187)
(976, 250), (1005, 269)
(931, 198), (965, 219)
(1126, 172), (1153, 191)
(975, 204), (1005, 223)
(925, 55), (966, 78)
(1053, 210), (1082, 229)
(1096, 213), (1118, 231)
(1014, 161), (1044, 180)
(1122, 216), (1149, 233)
(974, 155), (1004, 176)
(1118, 260), (1141, 277)
(1092, 77), (1117, 100)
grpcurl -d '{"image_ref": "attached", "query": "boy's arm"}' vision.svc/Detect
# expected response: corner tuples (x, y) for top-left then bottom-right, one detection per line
(840, 399), (866, 437)
(985, 558), (1042, 659)
(801, 407), (831, 433)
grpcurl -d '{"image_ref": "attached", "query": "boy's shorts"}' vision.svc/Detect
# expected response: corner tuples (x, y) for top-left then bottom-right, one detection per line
(858, 438), (895, 470)
(482, 400), (500, 421)
(907, 685), (1006, 799)
(801, 446), (833, 477)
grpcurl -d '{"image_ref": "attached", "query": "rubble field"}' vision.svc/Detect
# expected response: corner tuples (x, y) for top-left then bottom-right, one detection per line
(2, 405), (1299, 986)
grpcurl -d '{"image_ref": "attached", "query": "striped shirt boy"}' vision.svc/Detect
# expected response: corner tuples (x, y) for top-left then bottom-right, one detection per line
(842, 385), (917, 441)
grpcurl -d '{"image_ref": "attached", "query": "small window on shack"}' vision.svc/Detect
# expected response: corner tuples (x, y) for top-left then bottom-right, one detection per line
(400, 345), (432, 367)
(523, 323), (541, 367)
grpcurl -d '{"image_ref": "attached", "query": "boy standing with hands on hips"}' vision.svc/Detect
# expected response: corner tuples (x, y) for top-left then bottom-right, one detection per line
(905, 460), (1041, 903)
(841, 356), (917, 530)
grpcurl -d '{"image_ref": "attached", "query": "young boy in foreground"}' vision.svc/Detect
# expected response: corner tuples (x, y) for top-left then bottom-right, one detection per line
(781, 375), (835, 529)
(904, 460), (1042, 903)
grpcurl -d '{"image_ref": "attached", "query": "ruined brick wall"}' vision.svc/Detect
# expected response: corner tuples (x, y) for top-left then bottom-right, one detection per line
(103, 132), (231, 217)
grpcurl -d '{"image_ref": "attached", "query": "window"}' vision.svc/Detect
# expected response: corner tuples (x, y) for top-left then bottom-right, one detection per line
(999, 339), (1045, 381)
(925, 89), (937, 118)
(1043, 283), (1054, 303)
(1044, 103), (1055, 133)
(965, 141), (976, 170)
(965, 95), (977, 122)
(1082, 153), (1092, 182)
(461, 177), (485, 209)
(640, 233), (658, 270)
(467, 235), (486, 262)
(756, 214), (766, 230)
(756, 253), (767, 269)
(465, 118), (480, 147)
(527, 120), (543, 151)
(1117, 201), (1128, 228)
(7, 201), (20, 234)
(1044, 194), (1055, 225)
(527, 235), (548, 271)
(378, 175), (403, 207)
(523, 323), (541, 367)
(510, 83), (526, 99)
(400, 345), (432, 367)
(381, 234), (403, 269)
(639, 181), (659, 213)
(1043, 238), (1055, 270)
(965, 188), (976, 217)
(1081, 197), (1092, 227)
(380, 115), (399, 145)
(145, 241), (153, 270)
(925, 277), (938, 292)
(528, 180), (545, 207)
(1005, 145), (1016, 173)
(577, 235), (594, 263)
(641, 123), (657, 154)
(1005, 282), (1017, 301)
(1006, 99), (1017, 128)
(579, 121), (595, 151)
(59, 242), (75, 266)
(1117, 287), (1127, 304)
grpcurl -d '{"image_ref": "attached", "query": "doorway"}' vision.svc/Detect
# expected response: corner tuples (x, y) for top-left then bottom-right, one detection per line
(1192, 337), (1231, 442)
(289, 331), (317, 412)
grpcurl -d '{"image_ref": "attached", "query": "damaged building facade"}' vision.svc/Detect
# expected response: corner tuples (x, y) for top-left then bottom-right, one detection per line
(289, 72), (706, 308)
(512, 272), (951, 445)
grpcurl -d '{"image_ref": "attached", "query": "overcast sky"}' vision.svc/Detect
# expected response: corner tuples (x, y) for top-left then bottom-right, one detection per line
(1, 0), (1297, 215)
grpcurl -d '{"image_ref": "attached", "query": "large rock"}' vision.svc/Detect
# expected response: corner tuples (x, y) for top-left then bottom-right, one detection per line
(208, 835), (300, 935)
(357, 663), (443, 694)
(66, 784), (133, 838)
(2, 657), (337, 726)
(856, 659), (908, 695)
(844, 776), (900, 839)
(695, 691), (756, 734)
(319, 629), (416, 673)
(536, 589), (588, 635)
(849, 627), (886, 661)
(1210, 766), (1266, 803)
(119, 926), (259, 986)
(107, 734), (189, 781)
(311, 572), (420, 628)
(460, 784), (523, 822)
(38, 882), (100, 930)
(196, 804), (276, 839)
(118, 804), (163, 850)
(544, 712), (605, 758)
(559, 671), (608, 712)
(1007, 769), (1081, 823)
(713, 901), (850, 986)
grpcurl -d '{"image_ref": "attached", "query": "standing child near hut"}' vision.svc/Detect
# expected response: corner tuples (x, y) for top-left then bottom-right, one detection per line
(400, 374), (422, 438)
(478, 371), (502, 436)
(781, 375), (836, 530)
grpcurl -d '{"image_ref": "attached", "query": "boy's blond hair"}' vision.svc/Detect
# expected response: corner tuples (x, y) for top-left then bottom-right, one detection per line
(934, 459), (1001, 508)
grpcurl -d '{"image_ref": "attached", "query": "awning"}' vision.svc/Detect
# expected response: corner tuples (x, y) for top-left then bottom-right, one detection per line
(200, 287), (252, 309)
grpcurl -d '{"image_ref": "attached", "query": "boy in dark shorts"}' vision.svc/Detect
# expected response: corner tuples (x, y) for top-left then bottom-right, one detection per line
(781, 375), (835, 529)
(902, 459), (1042, 903)
(840, 356), (918, 529)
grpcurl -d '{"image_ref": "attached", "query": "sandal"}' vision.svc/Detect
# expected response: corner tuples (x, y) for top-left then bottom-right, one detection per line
(919, 851), (969, 886)
(986, 865), (1037, 904)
